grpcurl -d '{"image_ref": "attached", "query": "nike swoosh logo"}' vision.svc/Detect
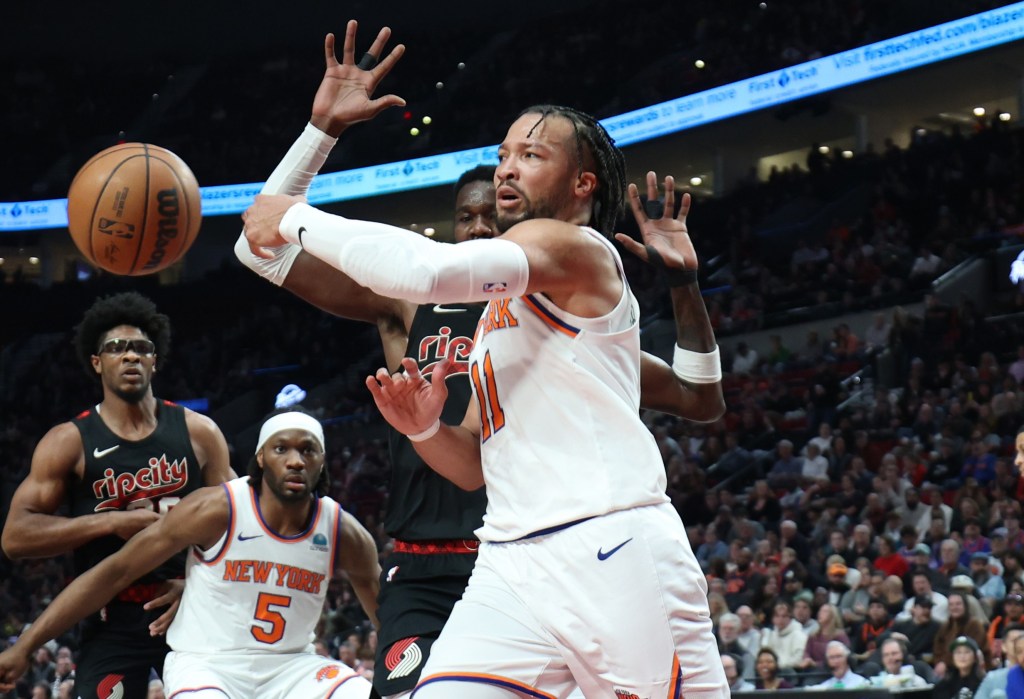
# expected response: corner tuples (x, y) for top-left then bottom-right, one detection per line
(93, 445), (120, 459)
(433, 305), (467, 314)
(597, 538), (633, 561)
(297, 226), (307, 248)
(237, 533), (263, 542)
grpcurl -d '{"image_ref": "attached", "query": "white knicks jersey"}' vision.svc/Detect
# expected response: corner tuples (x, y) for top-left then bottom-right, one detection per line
(470, 227), (669, 542)
(167, 477), (343, 654)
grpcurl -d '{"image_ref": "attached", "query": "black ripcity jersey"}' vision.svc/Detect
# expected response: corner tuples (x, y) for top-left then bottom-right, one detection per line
(385, 303), (487, 540)
(71, 400), (203, 585)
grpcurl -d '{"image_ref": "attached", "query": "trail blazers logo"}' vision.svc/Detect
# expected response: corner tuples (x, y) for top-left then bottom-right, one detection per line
(385, 636), (423, 680)
(97, 673), (126, 699)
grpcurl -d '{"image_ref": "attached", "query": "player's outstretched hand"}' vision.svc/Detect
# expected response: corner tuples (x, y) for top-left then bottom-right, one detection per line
(0, 646), (29, 693)
(243, 194), (306, 258)
(311, 20), (407, 137)
(145, 579), (184, 636)
(366, 356), (450, 438)
(615, 171), (697, 272)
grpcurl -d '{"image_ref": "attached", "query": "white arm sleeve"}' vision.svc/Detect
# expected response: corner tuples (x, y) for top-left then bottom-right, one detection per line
(234, 123), (337, 286)
(279, 203), (530, 304)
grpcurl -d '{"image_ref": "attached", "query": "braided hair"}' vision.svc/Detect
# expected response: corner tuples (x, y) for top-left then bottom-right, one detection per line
(517, 105), (627, 236)
(74, 291), (171, 378)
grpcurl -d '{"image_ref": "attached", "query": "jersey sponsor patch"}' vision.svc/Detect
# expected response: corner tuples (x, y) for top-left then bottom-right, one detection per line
(311, 532), (329, 552)
(385, 636), (423, 680)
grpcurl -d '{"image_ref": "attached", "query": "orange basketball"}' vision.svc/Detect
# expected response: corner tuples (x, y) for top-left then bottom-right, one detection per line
(67, 143), (202, 275)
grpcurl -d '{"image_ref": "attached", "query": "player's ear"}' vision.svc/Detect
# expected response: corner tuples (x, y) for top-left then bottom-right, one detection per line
(91, 354), (102, 374)
(575, 171), (597, 197)
(256, 452), (264, 469)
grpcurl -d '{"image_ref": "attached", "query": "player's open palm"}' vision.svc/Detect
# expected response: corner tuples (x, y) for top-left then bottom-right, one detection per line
(366, 356), (449, 437)
(311, 21), (406, 128)
(615, 171), (697, 272)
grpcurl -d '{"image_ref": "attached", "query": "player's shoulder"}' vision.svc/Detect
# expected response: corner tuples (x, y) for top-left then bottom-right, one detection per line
(182, 406), (226, 438)
(36, 421), (85, 455)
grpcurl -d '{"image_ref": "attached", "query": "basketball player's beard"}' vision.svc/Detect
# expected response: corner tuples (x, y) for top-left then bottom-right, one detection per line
(112, 382), (149, 404)
(496, 192), (564, 233)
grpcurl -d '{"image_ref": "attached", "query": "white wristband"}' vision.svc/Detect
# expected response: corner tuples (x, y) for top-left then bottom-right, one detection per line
(672, 345), (722, 384)
(407, 420), (441, 443)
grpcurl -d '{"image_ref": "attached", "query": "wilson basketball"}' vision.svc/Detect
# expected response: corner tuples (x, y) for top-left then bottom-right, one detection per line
(67, 143), (202, 275)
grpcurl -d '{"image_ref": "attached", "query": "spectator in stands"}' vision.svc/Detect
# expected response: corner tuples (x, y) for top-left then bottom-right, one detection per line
(717, 613), (754, 682)
(963, 520), (994, 565)
(963, 442), (999, 486)
(712, 431), (756, 482)
(720, 653), (754, 693)
(732, 341), (759, 376)
(747, 479), (782, 528)
(813, 641), (868, 689)
(827, 435), (852, 480)
(864, 312), (892, 353)
(765, 335), (792, 370)
(897, 489), (929, 532)
(801, 441), (829, 482)
(759, 600), (808, 671)
(26, 646), (54, 690)
(778, 519), (810, 563)
(870, 637), (929, 689)
(735, 606), (761, 654)
(853, 598), (893, 660)
(893, 594), (942, 664)
(792, 593), (817, 636)
(770, 440), (806, 489)
(695, 526), (729, 571)
(849, 523), (879, 562)
(933, 635), (987, 699)
(971, 552), (1007, 610)
(933, 591), (991, 679)
(830, 323), (861, 360)
(951, 575), (992, 628)
(1008, 346), (1024, 386)
(910, 246), (944, 283)
(881, 574), (908, 618)
(753, 648), (793, 690)
(938, 538), (973, 592)
(899, 571), (950, 622)
(875, 535), (910, 578)
(799, 603), (850, 670)
(1001, 552), (1024, 592)
(988, 593), (1024, 663)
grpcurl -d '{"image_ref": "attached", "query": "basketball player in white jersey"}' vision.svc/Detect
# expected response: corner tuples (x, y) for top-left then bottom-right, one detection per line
(0, 409), (381, 699)
(241, 104), (728, 697)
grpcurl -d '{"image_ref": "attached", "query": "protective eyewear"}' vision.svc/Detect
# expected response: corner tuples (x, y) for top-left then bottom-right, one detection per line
(98, 338), (156, 356)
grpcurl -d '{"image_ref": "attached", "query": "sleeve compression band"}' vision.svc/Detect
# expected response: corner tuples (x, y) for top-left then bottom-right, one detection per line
(234, 123), (337, 285)
(279, 203), (530, 304)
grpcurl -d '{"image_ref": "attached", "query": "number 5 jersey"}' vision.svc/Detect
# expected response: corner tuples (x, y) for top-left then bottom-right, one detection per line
(168, 477), (344, 654)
